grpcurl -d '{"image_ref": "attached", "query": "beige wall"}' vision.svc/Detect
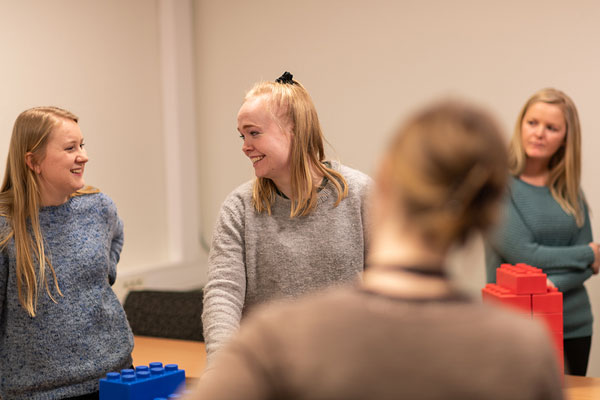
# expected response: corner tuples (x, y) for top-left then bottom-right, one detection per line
(194, 0), (600, 376)
(0, 1), (169, 268)
(0, 1), (205, 297)
(2, 0), (599, 378)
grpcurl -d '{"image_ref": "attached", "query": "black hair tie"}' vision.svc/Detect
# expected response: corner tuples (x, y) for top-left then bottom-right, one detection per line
(275, 71), (296, 85)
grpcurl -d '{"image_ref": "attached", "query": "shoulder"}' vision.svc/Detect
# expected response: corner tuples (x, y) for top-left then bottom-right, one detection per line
(330, 161), (373, 195)
(228, 180), (254, 199)
(0, 214), (9, 237)
(220, 180), (254, 210)
(474, 302), (554, 352)
(0, 214), (8, 227)
(214, 180), (255, 225)
(335, 162), (372, 184)
(71, 191), (118, 216)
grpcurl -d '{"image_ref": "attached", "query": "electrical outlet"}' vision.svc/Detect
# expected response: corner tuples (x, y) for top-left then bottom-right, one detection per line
(122, 277), (145, 291)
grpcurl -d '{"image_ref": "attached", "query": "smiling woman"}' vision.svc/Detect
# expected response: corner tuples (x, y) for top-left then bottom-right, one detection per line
(25, 117), (89, 206)
(0, 107), (133, 399)
(237, 95), (293, 193)
(202, 72), (372, 362)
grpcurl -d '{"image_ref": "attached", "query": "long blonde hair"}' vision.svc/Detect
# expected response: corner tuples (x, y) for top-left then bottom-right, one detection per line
(0, 106), (97, 317)
(245, 75), (348, 217)
(382, 100), (508, 251)
(508, 88), (584, 226)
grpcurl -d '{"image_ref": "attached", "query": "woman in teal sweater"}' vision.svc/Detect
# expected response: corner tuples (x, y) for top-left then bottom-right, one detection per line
(486, 88), (599, 376)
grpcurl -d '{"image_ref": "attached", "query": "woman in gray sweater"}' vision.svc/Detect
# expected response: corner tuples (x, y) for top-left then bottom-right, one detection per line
(187, 100), (562, 400)
(201, 72), (372, 360)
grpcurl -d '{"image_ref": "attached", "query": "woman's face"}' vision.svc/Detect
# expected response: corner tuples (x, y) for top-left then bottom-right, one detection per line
(30, 118), (88, 206)
(520, 102), (566, 166)
(237, 95), (293, 184)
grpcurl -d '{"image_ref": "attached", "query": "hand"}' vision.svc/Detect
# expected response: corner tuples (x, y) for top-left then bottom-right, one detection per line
(588, 242), (600, 275)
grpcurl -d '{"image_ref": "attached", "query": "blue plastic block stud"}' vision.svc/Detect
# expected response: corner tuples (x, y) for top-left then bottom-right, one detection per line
(99, 362), (185, 400)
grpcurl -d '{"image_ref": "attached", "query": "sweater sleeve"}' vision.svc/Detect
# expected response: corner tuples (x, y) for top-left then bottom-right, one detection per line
(105, 196), (124, 286)
(190, 308), (281, 400)
(0, 249), (6, 323)
(489, 197), (594, 271)
(202, 193), (247, 362)
(548, 268), (593, 293)
(360, 179), (373, 270)
(545, 202), (595, 291)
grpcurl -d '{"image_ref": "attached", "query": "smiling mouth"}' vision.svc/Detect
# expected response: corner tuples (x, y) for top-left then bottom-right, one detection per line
(71, 168), (84, 174)
(251, 156), (264, 164)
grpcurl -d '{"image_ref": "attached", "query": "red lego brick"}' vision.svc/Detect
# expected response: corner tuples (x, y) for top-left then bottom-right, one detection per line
(483, 264), (564, 375)
(532, 288), (563, 313)
(481, 283), (531, 313)
(533, 312), (563, 333)
(496, 263), (546, 295)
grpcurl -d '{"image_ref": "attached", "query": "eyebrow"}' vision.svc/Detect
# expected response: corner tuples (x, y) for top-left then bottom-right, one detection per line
(63, 137), (84, 144)
(239, 123), (259, 131)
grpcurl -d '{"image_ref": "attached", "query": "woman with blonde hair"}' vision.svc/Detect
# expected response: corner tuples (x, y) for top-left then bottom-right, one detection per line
(485, 88), (598, 376)
(202, 72), (372, 360)
(186, 100), (562, 400)
(0, 107), (133, 399)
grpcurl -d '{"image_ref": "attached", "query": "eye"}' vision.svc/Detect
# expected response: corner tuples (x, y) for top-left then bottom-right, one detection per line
(249, 130), (260, 137)
(547, 125), (558, 132)
(527, 119), (537, 126)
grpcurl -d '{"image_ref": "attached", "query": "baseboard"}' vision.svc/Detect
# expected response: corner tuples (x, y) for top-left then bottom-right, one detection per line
(113, 259), (207, 303)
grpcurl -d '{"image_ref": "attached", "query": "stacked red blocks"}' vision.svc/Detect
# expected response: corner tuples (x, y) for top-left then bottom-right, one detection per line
(482, 263), (564, 374)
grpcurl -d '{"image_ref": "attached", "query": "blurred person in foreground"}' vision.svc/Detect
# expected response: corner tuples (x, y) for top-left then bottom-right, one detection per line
(185, 100), (563, 400)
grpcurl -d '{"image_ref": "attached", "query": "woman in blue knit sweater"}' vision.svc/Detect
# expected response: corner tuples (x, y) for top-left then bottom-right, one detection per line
(485, 88), (599, 376)
(0, 107), (133, 399)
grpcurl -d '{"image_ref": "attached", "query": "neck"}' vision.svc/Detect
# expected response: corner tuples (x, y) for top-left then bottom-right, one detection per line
(39, 191), (69, 207)
(274, 162), (324, 201)
(363, 219), (452, 298)
(273, 177), (293, 199)
(520, 158), (550, 186)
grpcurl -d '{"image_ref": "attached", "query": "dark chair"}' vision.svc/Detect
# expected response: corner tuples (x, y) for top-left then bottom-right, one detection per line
(123, 289), (204, 342)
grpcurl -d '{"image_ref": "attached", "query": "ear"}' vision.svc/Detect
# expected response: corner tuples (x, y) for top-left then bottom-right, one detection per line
(25, 152), (40, 174)
(374, 157), (393, 196)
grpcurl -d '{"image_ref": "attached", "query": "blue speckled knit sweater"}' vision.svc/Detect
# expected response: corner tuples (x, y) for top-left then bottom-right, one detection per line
(0, 192), (134, 400)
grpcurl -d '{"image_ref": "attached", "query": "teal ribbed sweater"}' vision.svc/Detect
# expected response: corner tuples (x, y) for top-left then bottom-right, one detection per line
(485, 177), (595, 339)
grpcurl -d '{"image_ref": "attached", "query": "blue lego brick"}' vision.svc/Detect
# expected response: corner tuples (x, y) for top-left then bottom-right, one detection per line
(99, 362), (185, 400)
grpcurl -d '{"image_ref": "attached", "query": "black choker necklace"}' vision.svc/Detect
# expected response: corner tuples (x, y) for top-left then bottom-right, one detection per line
(371, 265), (448, 278)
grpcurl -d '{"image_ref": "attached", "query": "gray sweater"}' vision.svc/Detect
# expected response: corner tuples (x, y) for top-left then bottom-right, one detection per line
(0, 192), (134, 399)
(202, 162), (372, 359)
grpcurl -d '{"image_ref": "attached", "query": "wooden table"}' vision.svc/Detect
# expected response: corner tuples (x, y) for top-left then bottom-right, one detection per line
(132, 336), (206, 378)
(132, 336), (600, 398)
(564, 375), (600, 400)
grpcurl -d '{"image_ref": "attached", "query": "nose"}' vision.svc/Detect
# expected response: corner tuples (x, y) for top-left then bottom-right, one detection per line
(76, 148), (89, 164)
(242, 138), (252, 154)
